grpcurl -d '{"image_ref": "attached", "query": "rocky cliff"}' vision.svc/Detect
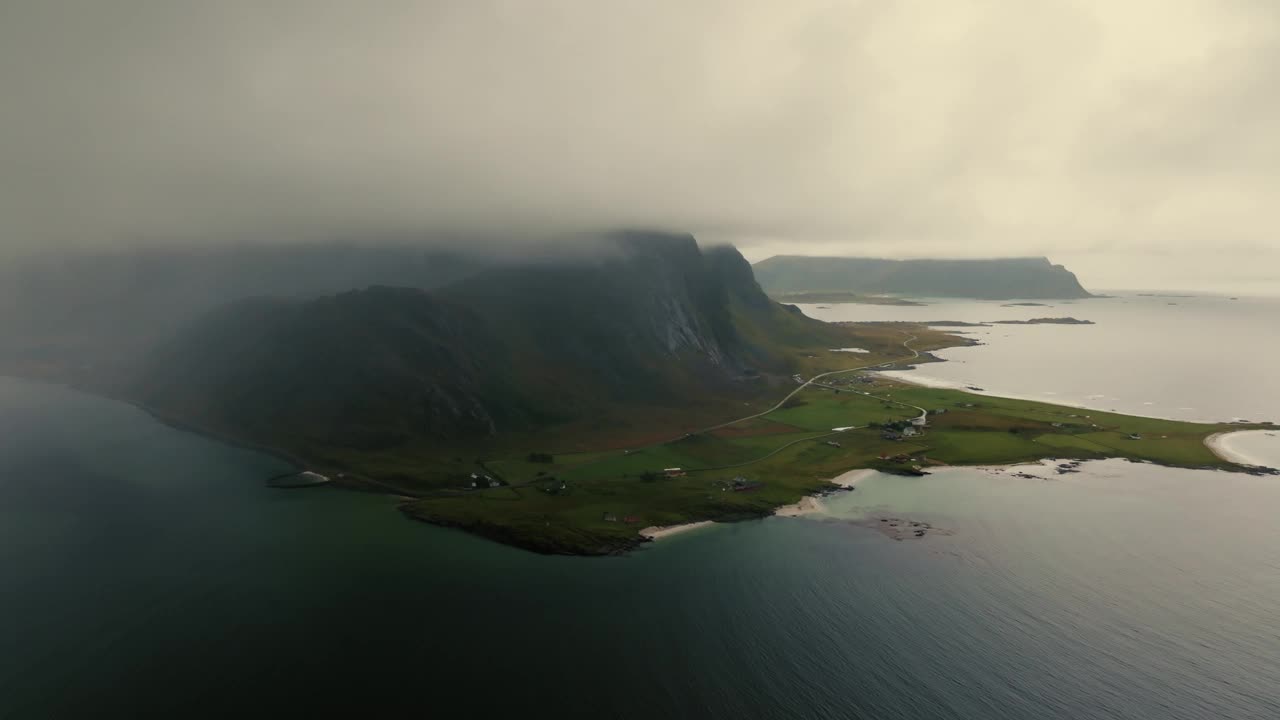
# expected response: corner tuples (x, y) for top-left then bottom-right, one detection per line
(127, 232), (839, 455)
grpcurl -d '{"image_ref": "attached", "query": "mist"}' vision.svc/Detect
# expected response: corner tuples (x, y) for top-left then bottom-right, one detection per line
(2, 0), (1278, 292)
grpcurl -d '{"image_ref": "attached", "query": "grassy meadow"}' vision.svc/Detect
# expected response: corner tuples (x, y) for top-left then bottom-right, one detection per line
(400, 325), (1265, 554)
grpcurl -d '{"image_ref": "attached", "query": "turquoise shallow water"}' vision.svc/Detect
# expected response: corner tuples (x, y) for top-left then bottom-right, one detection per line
(2, 377), (1279, 718)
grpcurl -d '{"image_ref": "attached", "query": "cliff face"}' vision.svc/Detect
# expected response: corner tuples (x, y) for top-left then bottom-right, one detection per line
(752, 256), (1093, 299)
(129, 233), (838, 452)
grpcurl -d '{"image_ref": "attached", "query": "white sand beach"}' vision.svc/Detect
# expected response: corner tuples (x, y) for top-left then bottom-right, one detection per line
(774, 468), (877, 517)
(1205, 430), (1280, 467)
(639, 520), (716, 541)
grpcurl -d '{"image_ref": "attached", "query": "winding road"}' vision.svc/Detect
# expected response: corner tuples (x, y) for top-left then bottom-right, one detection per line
(459, 333), (930, 492)
(697, 333), (924, 435)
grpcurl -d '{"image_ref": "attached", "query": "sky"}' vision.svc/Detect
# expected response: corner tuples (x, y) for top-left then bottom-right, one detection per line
(1, 0), (1277, 293)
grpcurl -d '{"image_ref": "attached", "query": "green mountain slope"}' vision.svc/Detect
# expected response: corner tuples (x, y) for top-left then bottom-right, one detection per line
(129, 233), (848, 475)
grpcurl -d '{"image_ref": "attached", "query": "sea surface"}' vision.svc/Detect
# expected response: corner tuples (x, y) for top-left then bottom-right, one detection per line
(2, 293), (1279, 718)
(799, 293), (1278, 424)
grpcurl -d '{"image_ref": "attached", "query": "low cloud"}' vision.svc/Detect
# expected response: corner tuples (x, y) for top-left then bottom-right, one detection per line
(1, 0), (1277, 291)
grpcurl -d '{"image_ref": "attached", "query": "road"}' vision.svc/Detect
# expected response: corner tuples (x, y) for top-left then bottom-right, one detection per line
(459, 333), (928, 492)
(696, 333), (923, 435)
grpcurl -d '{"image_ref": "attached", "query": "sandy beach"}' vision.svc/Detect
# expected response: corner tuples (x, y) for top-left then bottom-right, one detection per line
(774, 468), (877, 517)
(1205, 430), (1280, 467)
(775, 496), (824, 517)
(639, 520), (716, 541)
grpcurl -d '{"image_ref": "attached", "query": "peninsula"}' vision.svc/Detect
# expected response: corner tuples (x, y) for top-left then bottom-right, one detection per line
(1, 233), (1266, 556)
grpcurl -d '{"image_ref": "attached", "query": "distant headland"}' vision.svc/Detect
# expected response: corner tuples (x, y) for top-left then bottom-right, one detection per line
(753, 256), (1093, 300)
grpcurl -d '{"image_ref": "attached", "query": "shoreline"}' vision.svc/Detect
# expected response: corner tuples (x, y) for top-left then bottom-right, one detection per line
(1205, 430), (1280, 467)
(774, 468), (877, 517)
(879, 368), (1271, 427)
(639, 520), (716, 541)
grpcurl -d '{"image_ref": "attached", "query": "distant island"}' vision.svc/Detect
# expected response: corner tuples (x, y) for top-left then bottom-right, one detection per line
(767, 291), (927, 306)
(753, 256), (1093, 300)
(991, 317), (1095, 325)
(912, 317), (1094, 327)
(0, 232), (1265, 556)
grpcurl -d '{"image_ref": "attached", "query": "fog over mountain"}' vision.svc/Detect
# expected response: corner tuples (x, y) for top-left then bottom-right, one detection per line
(2, 1), (1278, 293)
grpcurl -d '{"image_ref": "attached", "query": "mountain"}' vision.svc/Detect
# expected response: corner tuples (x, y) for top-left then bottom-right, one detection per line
(0, 242), (493, 373)
(124, 233), (844, 481)
(752, 256), (1093, 299)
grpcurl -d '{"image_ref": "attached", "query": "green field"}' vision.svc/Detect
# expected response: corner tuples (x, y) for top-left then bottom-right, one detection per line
(401, 374), (1267, 555)
(763, 390), (918, 430)
(299, 321), (1268, 556)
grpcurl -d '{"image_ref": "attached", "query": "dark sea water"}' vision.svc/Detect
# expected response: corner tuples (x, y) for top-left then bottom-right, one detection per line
(3, 294), (1280, 718)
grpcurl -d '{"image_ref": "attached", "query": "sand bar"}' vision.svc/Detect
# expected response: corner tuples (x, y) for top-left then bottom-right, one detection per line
(639, 520), (715, 541)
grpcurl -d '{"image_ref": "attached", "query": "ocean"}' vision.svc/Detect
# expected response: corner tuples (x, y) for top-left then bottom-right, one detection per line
(1, 292), (1278, 718)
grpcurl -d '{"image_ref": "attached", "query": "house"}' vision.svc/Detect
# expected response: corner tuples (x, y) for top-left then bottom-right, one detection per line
(602, 512), (618, 523)
(902, 426), (919, 438)
(727, 476), (763, 492)
(663, 467), (686, 478)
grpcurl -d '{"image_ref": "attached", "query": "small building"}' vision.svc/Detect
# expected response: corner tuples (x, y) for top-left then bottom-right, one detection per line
(902, 426), (919, 438)
(663, 467), (686, 478)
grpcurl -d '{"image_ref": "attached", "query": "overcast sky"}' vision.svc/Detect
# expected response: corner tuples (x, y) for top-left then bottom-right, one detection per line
(2, 1), (1277, 293)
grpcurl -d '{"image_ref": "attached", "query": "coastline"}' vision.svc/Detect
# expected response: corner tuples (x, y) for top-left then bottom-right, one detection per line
(878, 367), (1271, 427)
(640, 520), (716, 541)
(1205, 430), (1280, 467)
(774, 468), (877, 517)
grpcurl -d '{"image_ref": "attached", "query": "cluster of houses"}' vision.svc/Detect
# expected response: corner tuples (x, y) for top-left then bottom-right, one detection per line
(541, 479), (569, 494)
(468, 472), (502, 489)
(881, 414), (929, 441)
(824, 375), (876, 387)
(728, 476), (763, 492)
